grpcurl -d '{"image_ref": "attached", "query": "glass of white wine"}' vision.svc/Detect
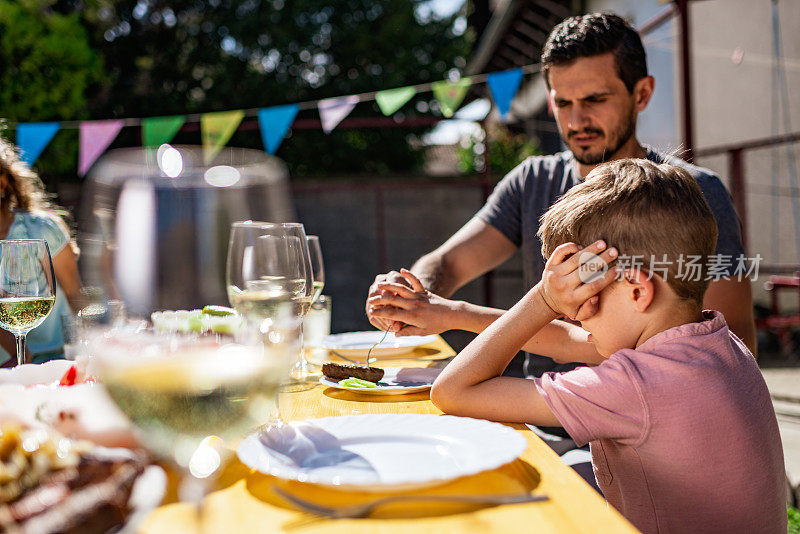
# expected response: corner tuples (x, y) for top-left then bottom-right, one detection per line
(0, 239), (56, 365)
(90, 327), (290, 519)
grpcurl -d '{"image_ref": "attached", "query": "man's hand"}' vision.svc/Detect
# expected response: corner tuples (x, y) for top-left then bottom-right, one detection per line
(367, 269), (459, 336)
(366, 270), (413, 331)
(540, 240), (619, 321)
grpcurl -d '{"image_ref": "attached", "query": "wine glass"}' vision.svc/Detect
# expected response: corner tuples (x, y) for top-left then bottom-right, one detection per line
(226, 222), (313, 320)
(90, 326), (290, 520)
(307, 235), (325, 304)
(0, 240), (57, 365)
(226, 221), (312, 419)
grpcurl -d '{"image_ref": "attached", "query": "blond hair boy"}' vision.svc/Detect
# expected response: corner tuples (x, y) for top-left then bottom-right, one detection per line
(431, 159), (785, 534)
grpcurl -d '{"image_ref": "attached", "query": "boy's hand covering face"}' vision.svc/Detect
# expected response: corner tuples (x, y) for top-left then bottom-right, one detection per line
(540, 240), (619, 321)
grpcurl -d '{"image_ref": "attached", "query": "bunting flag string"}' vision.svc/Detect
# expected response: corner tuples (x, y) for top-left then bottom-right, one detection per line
(432, 78), (472, 118)
(487, 68), (524, 121)
(7, 62), (541, 174)
(258, 104), (299, 154)
(78, 120), (124, 176)
(16, 122), (60, 167)
(142, 115), (186, 147)
(318, 95), (359, 134)
(375, 86), (416, 116)
(201, 110), (245, 162)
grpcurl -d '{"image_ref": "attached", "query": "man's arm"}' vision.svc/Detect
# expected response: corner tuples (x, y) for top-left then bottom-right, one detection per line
(368, 271), (604, 364)
(366, 218), (516, 330)
(704, 277), (757, 356)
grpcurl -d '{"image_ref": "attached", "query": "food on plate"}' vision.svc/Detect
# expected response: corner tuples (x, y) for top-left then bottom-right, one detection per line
(337, 377), (379, 388)
(0, 424), (147, 533)
(151, 307), (242, 335)
(321, 363), (384, 383)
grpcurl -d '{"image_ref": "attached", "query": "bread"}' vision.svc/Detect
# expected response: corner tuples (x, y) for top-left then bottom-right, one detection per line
(321, 363), (384, 383)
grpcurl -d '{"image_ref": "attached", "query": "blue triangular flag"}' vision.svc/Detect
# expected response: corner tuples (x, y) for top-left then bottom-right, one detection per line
(487, 68), (524, 120)
(258, 104), (299, 154)
(16, 122), (60, 166)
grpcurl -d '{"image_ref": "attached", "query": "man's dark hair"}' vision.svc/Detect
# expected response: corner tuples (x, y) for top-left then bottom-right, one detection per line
(541, 12), (648, 93)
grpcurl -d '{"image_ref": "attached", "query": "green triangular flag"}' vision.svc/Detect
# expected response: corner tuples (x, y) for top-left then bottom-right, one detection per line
(142, 115), (186, 147)
(432, 78), (472, 118)
(201, 110), (244, 163)
(375, 86), (417, 116)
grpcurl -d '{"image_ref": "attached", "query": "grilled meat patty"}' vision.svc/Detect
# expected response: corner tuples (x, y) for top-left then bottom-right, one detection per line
(321, 363), (384, 383)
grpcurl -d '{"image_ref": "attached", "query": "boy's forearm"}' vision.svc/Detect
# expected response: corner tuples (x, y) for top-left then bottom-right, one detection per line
(451, 302), (603, 365)
(433, 285), (558, 399)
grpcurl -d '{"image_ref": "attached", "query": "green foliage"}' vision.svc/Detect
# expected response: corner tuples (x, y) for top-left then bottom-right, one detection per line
(0, 0), (103, 173)
(458, 124), (540, 175)
(789, 505), (800, 534)
(55, 0), (472, 177)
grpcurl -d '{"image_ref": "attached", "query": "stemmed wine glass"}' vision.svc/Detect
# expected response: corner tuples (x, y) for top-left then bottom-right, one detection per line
(90, 327), (287, 523)
(0, 240), (56, 365)
(307, 235), (325, 305)
(226, 221), (312, 421)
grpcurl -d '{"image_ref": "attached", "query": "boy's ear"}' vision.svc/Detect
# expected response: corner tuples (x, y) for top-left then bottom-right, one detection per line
(622, 268), (655, 312)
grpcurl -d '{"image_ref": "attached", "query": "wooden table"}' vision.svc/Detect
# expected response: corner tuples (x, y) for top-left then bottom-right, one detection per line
(141, 337), (639, 533)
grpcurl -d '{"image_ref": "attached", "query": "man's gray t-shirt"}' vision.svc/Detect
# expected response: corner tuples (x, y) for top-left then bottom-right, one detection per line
(475, 148), (745, 376)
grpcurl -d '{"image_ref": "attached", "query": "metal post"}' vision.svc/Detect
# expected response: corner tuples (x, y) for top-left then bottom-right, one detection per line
(375, 186), (387, 274)
(481, 121), (494, 307)
(728, 148), (747, 250)
(677, 0), (695, 162)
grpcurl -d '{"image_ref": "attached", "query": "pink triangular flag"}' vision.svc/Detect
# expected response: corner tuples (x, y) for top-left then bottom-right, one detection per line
(79, 120), (125, 176)
(318, 95), (359, 134)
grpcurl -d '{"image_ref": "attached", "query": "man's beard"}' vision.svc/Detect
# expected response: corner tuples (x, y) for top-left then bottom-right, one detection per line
(566, 111), (636, 166)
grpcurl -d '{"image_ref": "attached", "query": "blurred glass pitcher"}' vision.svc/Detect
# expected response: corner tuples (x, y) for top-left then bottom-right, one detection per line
(80, 145), (296, 317)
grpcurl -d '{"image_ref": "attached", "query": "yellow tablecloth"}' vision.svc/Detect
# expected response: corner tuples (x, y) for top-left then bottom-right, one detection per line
(140, 337), (639, 533)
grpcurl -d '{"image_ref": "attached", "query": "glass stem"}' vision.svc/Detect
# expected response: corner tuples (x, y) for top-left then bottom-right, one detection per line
(15, 334), (28, 366)
(178, 474), (209, 534)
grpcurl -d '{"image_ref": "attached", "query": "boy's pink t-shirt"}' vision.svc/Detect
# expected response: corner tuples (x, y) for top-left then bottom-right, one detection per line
(535, 311), (786, 534)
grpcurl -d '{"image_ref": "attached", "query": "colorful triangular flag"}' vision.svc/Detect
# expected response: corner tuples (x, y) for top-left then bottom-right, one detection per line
(375, 86), (416, 116)
(201, 110), (244, 163)
(258, 104), (299, 155)
(142, 115), (186, 148)
(432, 78), (472, 118)
(487, 68), (523, 120)
(16, 122), (60, 167)
(318, 95), (359, 134)
(78, 120), (124, 176)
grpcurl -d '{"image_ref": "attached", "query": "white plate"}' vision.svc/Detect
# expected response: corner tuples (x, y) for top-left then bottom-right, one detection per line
(319, 367), (440, 395)
(308, 331), (438, 357)
(236, 414), (526, 491)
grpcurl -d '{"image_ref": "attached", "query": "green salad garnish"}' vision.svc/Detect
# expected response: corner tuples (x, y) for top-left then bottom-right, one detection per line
(338, 377), (379, 388)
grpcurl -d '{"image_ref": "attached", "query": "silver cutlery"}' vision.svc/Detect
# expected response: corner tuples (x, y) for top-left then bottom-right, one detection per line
(328, 350), (376, 365)
(272, 486), (549, 518)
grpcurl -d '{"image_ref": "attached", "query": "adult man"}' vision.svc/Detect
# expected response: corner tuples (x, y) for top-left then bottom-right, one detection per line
(367, 12), (755, 372)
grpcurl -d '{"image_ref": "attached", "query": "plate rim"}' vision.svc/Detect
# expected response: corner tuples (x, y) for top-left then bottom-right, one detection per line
(236, 413), (527, 490)
(318, 366), (433, 395)
(308, 331), (439, 351)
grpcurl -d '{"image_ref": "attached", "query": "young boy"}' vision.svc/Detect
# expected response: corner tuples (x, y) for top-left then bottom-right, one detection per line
(430, 159), (786, 534)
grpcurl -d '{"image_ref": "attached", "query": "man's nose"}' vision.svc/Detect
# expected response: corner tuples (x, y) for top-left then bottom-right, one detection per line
(567, 104), (589, 131)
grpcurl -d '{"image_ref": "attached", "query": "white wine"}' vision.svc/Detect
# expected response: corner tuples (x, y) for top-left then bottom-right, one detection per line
(101, 347), (283, 462)
(0, 296), (55, 334)
(311, 280), (324, 305)
(228, 286), (295, 320)
(253, 276), (306, 296)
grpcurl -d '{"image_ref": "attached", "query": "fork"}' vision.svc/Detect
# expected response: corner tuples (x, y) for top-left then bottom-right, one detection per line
(272, 486), (549, 518)
(328, 350), (376, 365)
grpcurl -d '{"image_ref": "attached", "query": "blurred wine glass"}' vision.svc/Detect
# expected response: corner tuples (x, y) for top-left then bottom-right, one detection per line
(0, 240), (56, 365)
(306, 235), (325, 305)
(90, 327), (289, 519)
(80, 146), (295, 317)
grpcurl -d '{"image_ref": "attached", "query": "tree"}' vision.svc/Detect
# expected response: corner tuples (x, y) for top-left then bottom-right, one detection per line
(0, 0), (103, 173)
(57, 0), (472, 176)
